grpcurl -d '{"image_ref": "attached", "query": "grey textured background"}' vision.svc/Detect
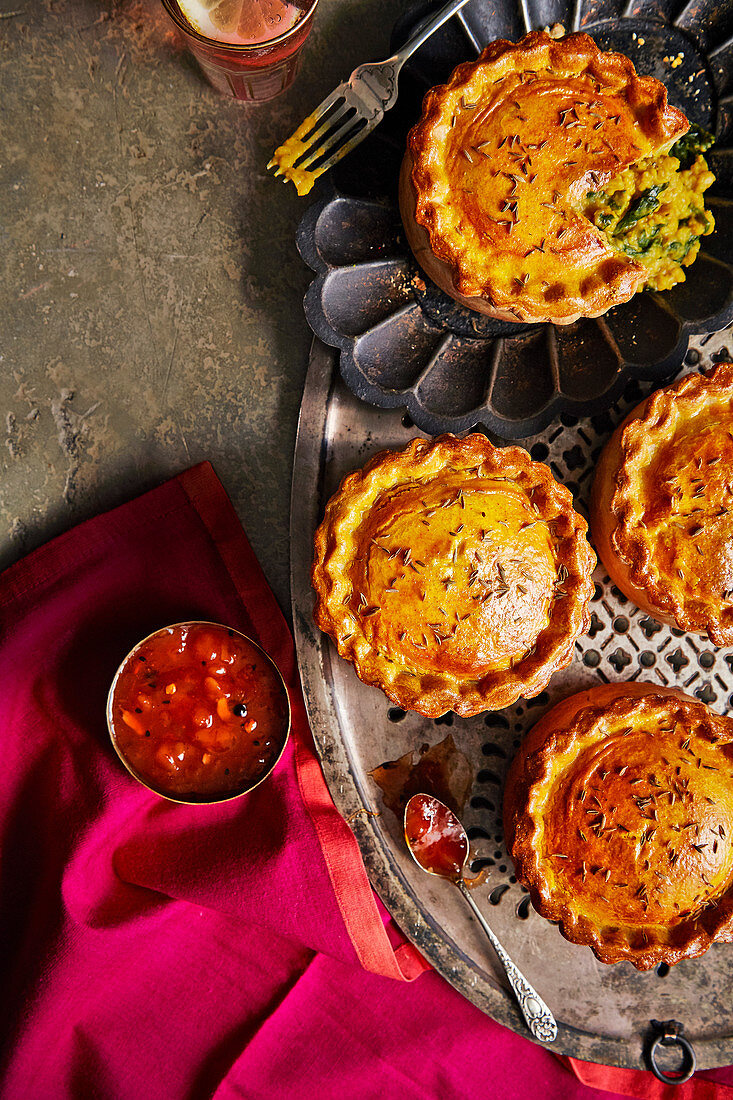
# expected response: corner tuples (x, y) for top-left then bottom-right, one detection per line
(0, 0), (407, 613)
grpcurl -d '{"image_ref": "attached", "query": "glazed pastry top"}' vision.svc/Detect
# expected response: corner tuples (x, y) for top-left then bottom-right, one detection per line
(407, 31), (688, 322)
(539, 700), (733, 927)
(506, 686), (733, 968)
(351, 470), (557, 677)
(608, 363), (733, 645)
(312, 433), (595, 717)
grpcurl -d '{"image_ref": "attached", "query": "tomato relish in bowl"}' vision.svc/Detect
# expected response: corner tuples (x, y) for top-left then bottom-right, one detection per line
(107, 622), (290, 803)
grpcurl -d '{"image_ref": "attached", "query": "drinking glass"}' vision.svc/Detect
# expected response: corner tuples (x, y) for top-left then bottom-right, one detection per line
(160, 0), (320, 103)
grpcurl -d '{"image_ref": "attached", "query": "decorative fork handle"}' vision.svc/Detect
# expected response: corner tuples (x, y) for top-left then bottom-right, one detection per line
(361, 0), (474, 111)
(457, 879), (558, 1044)
(392, 0), (474, 66)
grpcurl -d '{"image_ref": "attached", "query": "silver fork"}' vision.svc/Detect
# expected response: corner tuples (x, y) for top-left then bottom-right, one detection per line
(268, 0), (473, 195)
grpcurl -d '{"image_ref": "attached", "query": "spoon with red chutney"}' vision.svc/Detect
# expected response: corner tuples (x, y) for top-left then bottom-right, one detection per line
(404, 793), (557, 1044)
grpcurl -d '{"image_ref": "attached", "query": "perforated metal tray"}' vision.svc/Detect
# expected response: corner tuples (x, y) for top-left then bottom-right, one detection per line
(296, 0), (733, 438)
(291, 331), (733, 1069)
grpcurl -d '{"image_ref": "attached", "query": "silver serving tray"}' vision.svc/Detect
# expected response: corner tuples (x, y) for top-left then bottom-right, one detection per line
(290, 334), (733, 1069)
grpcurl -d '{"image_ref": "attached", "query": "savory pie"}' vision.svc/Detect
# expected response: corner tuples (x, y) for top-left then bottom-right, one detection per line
(311, 433), (595, 717)
(590, 363), (733, 646)
(400, 30), (715, 324)
(504, 682), (733, 968)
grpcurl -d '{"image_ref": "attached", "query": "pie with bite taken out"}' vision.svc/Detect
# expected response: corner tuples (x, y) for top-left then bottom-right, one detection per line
(400, 31), (715, 324)
(590, 363), (733, 647)
(311, 433), (595, 717)
(504, 682), (733, 969)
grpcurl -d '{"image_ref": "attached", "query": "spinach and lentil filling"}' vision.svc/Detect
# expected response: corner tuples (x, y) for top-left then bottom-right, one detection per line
(583, 125), (715, 292)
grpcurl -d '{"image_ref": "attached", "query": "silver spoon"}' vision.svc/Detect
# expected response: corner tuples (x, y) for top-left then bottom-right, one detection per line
(404, 793), (557, 1044)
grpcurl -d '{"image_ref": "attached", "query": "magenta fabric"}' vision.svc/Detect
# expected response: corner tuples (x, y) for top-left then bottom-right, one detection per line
(1, 461), (732, 1099)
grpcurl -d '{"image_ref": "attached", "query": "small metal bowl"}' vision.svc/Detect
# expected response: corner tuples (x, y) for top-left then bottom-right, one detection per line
(106, 621), (291, 805)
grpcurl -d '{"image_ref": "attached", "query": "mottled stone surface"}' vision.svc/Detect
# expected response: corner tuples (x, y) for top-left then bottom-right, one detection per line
(0, 0), (406, 613)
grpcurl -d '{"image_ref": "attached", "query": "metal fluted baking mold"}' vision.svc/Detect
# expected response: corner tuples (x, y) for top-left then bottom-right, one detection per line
(296, 0), (733, 439)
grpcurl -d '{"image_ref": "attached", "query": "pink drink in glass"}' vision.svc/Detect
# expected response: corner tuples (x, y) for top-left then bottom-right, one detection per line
(160, 0), (320, 103)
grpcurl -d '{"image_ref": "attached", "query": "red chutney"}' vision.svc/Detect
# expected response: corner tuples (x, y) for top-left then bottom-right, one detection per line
(404, 793), (468, 879)
(109, 622), (290, 801)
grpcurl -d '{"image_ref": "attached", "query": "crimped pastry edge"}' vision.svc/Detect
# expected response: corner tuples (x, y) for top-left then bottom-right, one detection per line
(405, 30), (689, 324)
(590, 363), (733, 646)
(311, 433), (596, 718)
(504, 682), (733, 969)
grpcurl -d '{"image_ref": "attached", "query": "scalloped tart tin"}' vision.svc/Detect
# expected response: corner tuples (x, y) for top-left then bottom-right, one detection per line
(296, 0), (733, 438)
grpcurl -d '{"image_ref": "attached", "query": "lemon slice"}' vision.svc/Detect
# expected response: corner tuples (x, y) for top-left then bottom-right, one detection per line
(177, 0), (302, 45)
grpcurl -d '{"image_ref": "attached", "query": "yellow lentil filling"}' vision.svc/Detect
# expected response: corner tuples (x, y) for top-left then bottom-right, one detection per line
(583, 148), (715, 292)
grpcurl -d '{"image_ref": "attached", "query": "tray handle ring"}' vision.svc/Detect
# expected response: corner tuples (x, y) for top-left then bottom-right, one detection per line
(648, 1019), (697, 1085)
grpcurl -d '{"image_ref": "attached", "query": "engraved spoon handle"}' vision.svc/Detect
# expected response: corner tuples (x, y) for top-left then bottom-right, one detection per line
(457, 879), (558, 1044)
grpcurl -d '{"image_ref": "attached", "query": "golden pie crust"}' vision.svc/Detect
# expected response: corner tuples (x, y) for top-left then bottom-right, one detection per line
(590, 363), (733, 646)
(504, 682), (733, 969)
(311, 433), (595, 717)
(400, 31), (688, 324)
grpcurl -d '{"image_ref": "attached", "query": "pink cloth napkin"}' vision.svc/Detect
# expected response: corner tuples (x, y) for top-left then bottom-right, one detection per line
(2, 461), (733, 1099)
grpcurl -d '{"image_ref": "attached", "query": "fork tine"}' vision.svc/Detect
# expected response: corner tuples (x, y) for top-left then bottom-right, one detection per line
(269, 84), (349, 167)
(303, 118), (375, 182)
(300, 84), (350, 133)
(296, 112), (367, 173)
(287, 99), (353, 166)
